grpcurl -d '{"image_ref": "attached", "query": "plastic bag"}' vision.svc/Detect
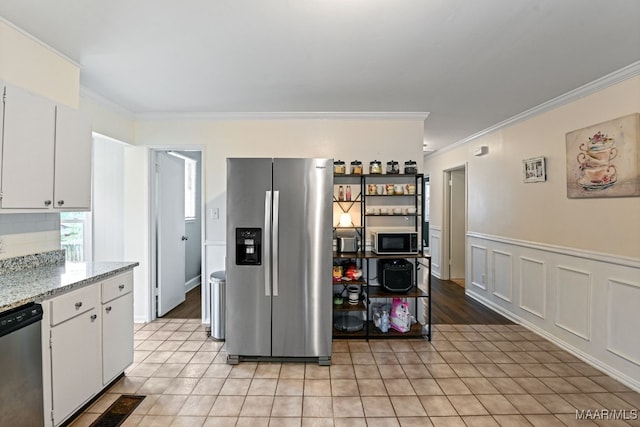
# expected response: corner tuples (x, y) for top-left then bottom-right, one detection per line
(390, 297), (411, 333)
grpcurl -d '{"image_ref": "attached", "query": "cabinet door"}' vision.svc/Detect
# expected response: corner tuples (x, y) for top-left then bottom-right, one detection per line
(54, 105), (92, 210)
(1, 83), (56, 209)
(50, 309), (101, 425)
(102, 292), (133, 384)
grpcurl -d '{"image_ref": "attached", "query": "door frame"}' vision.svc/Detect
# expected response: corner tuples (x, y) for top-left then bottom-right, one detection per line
(441, 164), (468, 282)
(149, 146), (205, 320)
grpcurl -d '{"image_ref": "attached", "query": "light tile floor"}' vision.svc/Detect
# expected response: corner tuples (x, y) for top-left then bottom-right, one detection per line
(69, 319), (640, 427)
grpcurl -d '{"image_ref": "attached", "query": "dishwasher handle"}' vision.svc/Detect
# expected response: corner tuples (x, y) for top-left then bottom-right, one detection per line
(0, 302), (43, 338)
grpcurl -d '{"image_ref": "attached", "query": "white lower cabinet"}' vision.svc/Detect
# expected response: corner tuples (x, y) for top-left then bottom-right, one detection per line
(101, 271), (134, 385)
(43, 271), (134, 426)
(48, 286), (101, 426)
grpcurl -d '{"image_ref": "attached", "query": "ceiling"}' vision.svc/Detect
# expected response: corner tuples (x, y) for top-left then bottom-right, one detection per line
(1, 0), (639, 151)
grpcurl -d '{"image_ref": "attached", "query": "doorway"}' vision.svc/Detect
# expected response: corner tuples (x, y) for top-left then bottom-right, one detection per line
(150, 149), (204, 319)
(443, 165), (467, 287)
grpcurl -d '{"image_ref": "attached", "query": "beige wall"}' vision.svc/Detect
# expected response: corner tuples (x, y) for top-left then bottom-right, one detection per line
(425, 76), (640, 259)
(0, 20), (81, 259)
(0, 19), (79, 107)
(79, 95), (136, 144)
(130, 117), (424, 321)
(425, 75), (640, 390)
(134, 118), (425, 241)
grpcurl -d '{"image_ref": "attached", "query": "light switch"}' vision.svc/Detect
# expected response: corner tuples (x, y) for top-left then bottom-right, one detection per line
(211, 208), (219, 220)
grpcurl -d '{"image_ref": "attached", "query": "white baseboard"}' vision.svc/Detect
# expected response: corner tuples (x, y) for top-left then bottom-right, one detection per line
(134, 315), (149, 324)
(185, 275), (201, 292)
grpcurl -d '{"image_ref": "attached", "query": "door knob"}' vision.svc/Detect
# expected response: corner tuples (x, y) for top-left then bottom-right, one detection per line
(57, 200), (65, 206)
(181, 236), (188, 241)
(44, 200), (52, 206)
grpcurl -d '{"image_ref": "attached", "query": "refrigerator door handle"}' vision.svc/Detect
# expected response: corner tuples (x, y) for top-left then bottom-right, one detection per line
(264, 190), (272, 297)
(272, 190), (280, 297)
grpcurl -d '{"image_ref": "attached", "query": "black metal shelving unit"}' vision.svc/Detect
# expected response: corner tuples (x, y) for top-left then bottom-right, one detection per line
(332, 173), (431, 341)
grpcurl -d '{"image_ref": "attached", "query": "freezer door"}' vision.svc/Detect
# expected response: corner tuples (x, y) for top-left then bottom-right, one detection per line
(271, 158), (333, 358)
(226, 158), (273, 357)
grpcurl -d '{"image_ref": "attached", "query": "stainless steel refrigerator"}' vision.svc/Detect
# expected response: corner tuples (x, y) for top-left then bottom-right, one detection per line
(226, 158), (333, 365)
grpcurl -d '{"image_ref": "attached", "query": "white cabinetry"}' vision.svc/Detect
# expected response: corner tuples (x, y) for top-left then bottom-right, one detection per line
(48, 285), (101, 426)
(53, 104), (92, 209)
(101, 271), (134, 384)
(0, 82), (92, 211)
(42, 271), (135, 426)
(1, 82), (56, 209)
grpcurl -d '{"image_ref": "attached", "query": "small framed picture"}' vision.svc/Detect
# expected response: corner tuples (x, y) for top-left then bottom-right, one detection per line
(523, 156), (546, 183)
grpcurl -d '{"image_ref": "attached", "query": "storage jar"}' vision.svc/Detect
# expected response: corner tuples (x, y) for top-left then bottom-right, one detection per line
(350, 160), (363, 175)
(386, 160), (399, 174)
(404, 160), (417, 174)
(369, 160), (382, 174)
(334, 160), (346, 175)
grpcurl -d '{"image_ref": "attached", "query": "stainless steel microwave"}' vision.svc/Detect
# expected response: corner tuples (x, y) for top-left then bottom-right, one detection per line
(371, 231), (419, 255)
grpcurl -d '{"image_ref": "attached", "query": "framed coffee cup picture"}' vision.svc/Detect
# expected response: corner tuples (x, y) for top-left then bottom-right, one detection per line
(566, 113), (640, 198)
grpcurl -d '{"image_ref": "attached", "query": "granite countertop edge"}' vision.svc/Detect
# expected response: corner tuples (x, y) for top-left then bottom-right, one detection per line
(0, 261), (139, 314)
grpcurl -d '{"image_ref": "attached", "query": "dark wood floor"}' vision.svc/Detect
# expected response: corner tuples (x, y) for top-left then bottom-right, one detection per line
(162, 285), (202, 319)
(430, 276), (512, 324)
(161, 277), (513, 324)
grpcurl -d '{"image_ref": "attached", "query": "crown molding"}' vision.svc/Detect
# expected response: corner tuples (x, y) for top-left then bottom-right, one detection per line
(79, 86), (136, 119)
(433, 61), (640, 157)
(135, 111), (430, 121)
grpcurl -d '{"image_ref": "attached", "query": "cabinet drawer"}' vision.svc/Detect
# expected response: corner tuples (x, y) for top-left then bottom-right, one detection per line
(101, 271), (133, 303)
(50, 285), (99, 326)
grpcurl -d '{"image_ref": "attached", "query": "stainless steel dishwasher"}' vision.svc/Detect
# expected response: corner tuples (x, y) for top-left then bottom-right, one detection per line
(0, 302), (44, 427)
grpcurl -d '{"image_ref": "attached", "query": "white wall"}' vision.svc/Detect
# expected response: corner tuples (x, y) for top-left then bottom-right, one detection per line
(92, 135), (125, 261)
(424, 73), (640, 391)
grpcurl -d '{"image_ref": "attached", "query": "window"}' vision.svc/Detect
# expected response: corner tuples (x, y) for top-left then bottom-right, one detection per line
(168, 151), (197, 221)
(60, 212), (92, 262)
(184, 157), (197, 220)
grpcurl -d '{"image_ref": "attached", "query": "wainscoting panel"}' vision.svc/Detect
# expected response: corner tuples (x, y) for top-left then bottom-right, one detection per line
(465, 232), (640, 392)
(519, 257), (546, 319)
(555, 266), (591, 341)
(470, 245), (487, 290)
(607, 279), (640, 367)
(430, 227), (441, 278)
(492, 250), (513, 302)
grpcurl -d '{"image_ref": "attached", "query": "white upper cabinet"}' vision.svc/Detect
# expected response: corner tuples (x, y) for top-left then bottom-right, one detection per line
(1, 83), (56, 209)
(54, 105), (92, 209)
(0, 82), (92, 211)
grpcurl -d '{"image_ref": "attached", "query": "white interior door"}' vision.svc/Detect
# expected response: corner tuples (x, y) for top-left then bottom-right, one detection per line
(157, 152), (186, 316)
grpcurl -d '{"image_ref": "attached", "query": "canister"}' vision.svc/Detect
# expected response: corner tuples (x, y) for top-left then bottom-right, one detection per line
(386, 160), (399, 174)
(369, 160), (382, 174)
(350, 160), (363, 175)
(404, 160), (417, 174)
(334, 160), (346, 174)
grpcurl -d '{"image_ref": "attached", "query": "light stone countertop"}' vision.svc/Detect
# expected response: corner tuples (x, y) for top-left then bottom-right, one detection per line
(0, 261), (139, 313)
